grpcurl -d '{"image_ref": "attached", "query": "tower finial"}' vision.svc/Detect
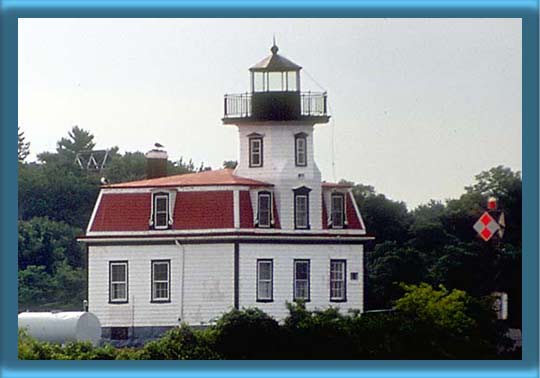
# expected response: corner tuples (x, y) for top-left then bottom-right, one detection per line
(271, 35), (278, 55)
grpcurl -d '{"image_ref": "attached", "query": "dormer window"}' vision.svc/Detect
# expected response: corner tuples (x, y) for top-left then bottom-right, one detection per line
(295, 132), (307, 167)
(249, 134), (263, 167)
(331, 193), (345, 228)
(153, 194), (169, 229)
(257, 191), (272, 228)
(293, 186), (311, 229)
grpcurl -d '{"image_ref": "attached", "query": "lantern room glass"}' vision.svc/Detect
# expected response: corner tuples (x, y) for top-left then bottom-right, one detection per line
(251, 71), (299, 92)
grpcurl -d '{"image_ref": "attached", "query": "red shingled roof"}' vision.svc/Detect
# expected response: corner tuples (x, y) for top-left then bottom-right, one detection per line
(106, 168), (272, 188)
(322, 181), (353, 188)
(91, 193), (151, 232)
(90, 191), (235, 232)
(346, 193), (363, 229)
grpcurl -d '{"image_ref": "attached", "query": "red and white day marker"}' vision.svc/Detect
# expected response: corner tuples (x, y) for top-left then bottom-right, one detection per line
(473, 211), (500, 242)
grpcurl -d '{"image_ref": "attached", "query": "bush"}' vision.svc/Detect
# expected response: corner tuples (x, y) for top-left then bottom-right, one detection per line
(213, 308), (282, 359)
(139, 325), (220, 360)
(18, 329), (118, 360)
(19, 285), (510, 360)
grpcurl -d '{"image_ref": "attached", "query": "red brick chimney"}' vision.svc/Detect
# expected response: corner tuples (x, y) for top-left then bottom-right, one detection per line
(145, 149), (168, 179)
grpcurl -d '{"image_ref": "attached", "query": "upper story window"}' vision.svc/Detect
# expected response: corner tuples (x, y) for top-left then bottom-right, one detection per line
(109, 261), (128, 303)
(295, 133), (307, 167)
(153, 193), (169, 229)
(151, 260), (170, 302)
(257, 259), (273, 302)
(331, 193), (345, 228)
(248, 133), (263, 167)
(293, 186), (311, 229)
(294, 259), (310, 301)
(330, 260), (347, 302)
(252, 69), (299, 92)
(257, 191), (272, 228)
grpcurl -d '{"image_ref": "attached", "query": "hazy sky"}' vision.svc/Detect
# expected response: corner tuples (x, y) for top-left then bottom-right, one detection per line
(18, 18), (521, 209)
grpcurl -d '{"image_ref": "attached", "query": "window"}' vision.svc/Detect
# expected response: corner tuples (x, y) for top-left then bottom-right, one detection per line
(249, 137), (263, 167)
(110, 327), (129, 340)
(293, 186), (311, 229)
(295, 195), (308, 229)
(295, 133), (307, 167)
(151, 260), (170, 302)
(153, 194), (169, 229)
(109, 261), (128, 303)
(331, 193), (345, 228)
(257, 192), (272, 228)
(257, 259), (273, 301)
(294, 260), (310, 301)
(330, 260), (347, 302)
(287, 71), (298, 91)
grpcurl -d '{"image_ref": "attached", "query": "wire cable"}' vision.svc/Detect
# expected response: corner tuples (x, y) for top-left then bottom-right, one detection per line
(303, 69), (337, 182)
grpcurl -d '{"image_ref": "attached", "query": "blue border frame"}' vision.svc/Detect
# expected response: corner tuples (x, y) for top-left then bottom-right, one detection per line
(1, 1), (538, 377)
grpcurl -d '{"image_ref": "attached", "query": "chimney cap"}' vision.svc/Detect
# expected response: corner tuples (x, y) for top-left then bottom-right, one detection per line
(145, 149), (168, 160)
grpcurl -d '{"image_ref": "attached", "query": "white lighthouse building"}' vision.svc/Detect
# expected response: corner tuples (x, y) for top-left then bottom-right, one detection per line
(80, 43), (372, 345)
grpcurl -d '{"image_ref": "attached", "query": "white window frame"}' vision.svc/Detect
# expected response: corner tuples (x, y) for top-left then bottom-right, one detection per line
(295, 194), (309, 229)
(330, 260), (347, 302)
(257, 259), (273, 302)
(331, 194), (345, 228)
(151, 260), (170, 302)
(257, 192), (272, 228)
(295, 136), (307, 167)
(153, 194), (169, 229)
(293, 260), (310, 301)
(109, 261), (128, 303)
(249, 138), (263, 167)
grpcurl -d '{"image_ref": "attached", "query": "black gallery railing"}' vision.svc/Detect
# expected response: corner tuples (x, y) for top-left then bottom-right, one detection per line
(223, 91), (328, 119)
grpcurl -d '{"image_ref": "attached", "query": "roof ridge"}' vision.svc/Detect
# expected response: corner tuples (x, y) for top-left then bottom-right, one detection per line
(104, 167), (273, 188)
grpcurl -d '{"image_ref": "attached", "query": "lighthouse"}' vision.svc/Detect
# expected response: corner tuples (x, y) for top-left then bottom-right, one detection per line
(81, 41), (371, 345)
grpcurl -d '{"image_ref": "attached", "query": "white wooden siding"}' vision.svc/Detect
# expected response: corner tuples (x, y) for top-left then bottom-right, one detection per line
(88, 243), (235, 327)
(234, 124), (323, 230)
(238, 243), (363, 321)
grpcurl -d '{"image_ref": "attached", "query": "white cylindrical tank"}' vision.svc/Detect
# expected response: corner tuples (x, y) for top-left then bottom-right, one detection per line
(18, 311), (102, 346)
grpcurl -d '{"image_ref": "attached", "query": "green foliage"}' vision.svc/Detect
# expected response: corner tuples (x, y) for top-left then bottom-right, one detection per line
(53, 126), (96, 165)
(18, 163), (100, 229)
(103, 152), (196, 184)
(395, 283), (475, 333)
(18, 217), (86, 310)
(18, 329), (117, 360)
(18, 126), (30, 162)
(213, 308), (282, 359)
(366, 242), (427, 309)
(18, 263), (85, 311)
(19, 287), (510, 360)
(346, 182), (412, 244)
(392, 283), (505, 358)
(140, 325), (220, 360)
(222, 160), (238, 169)
(18, 217), (84, 270)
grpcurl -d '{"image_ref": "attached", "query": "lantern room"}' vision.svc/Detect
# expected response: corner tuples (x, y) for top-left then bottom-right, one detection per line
(249, 43), (301, 93)
(223, 42), (329, 124)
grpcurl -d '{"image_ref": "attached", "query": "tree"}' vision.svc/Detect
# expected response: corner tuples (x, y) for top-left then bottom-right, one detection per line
(365, 242), (427, 309)
(222, 160), (238, 169)
(57, 126), (95, 157)
(18, 217), (84, 271)
(103, 152), (196, 184)
(18, 163), (100, 229)
(393, 283), (504, 358)
(345, 181), (412, 244)
(18, 126), (31, 162)
(38, 126), (96, 166)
